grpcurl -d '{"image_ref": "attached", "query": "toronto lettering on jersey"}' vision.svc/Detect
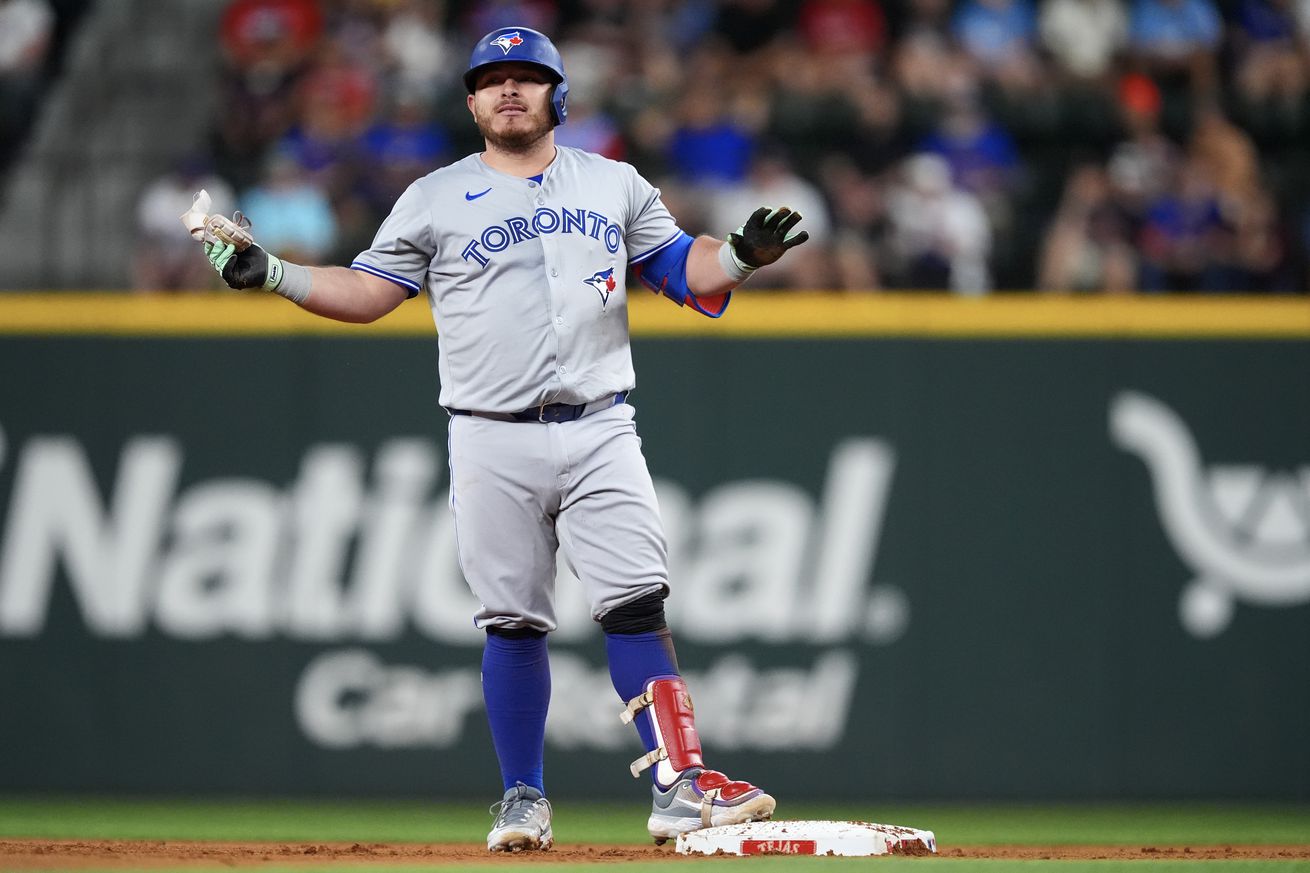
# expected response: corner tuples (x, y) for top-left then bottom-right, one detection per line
(460, 207), (623, 267)
(0, 423), (904, 752)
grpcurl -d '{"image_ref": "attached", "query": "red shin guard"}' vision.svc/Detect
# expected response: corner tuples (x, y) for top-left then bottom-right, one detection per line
(620, 678), (766, 809)
(621, 676), (705, 782)
(649, 677), (704, 773)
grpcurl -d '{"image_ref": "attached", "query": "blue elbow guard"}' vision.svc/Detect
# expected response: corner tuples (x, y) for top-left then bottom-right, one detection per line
(631, 232), (731, 318)
(632, 232), (693, 304)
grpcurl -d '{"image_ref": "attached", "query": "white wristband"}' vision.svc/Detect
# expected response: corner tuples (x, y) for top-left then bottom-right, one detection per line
(718, 241), (757, 283)
(265, 256), (312, 304)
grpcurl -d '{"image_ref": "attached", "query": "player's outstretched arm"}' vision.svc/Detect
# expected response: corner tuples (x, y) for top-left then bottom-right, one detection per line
(685, 206), (809, 296)
(297, 265), (409, 323)
(204, 241), (407, 323)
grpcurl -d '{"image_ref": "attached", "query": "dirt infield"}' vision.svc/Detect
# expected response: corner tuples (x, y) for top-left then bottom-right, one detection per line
(3, 839), (1310, 867)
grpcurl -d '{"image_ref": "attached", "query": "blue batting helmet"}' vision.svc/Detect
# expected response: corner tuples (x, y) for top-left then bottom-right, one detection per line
(464, 27), (569, 126)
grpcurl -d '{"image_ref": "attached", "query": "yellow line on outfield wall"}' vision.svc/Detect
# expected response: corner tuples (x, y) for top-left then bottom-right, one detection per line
(0, 292), (1307, 338)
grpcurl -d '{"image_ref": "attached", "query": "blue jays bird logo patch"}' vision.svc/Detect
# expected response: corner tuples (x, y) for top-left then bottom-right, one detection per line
(584, 267), (617, 307)
(491, 32), (524, 54)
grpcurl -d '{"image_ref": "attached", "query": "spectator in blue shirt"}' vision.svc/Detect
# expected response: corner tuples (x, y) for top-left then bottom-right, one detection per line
(239, 149), (339, 265)
(1129, 0), (1221, 91)
(357, 93), (451, 216)
(666, 88), (756, 186)
(1136, 160), (1227, 291)
(917, 94), (1020, 240)
(952, 0), (1042, 90)
(1230, 0), (1307, 110)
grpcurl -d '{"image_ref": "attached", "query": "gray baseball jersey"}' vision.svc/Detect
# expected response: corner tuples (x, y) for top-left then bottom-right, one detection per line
(351, 146), (704, 629)
(352, 146), (683, 413)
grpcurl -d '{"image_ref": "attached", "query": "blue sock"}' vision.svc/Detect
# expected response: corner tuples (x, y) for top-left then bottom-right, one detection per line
(605, 628), (680, 760)
(481, 632), (550, 794)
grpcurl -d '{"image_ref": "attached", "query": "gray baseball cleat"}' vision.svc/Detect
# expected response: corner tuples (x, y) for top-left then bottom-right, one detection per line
(486, 783), (553, 852)
(647, 768), (776, 844)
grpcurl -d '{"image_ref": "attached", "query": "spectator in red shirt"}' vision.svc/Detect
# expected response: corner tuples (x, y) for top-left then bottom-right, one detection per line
(798, 0), (887, 60)
(220, 0), (322, 72)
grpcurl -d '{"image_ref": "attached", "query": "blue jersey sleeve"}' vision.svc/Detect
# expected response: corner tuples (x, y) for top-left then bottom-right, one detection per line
(630, 231), (731, 318)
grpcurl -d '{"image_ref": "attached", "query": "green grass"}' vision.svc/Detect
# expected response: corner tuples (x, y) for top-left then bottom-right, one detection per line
(1, 797), (1307, 872)
(2, 797), (1307, 845)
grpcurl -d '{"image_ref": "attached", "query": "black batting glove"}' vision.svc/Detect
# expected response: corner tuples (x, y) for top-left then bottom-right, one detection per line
(205, 241), (284, 291)
(728, 207), (810, 269)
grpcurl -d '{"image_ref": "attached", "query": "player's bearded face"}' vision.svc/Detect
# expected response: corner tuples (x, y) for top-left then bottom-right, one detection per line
(469, 64), (554, 152)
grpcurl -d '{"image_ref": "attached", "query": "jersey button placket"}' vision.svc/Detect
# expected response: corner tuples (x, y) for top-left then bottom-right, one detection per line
(540, 184), (561, 283)
(535, 181), (567, 390)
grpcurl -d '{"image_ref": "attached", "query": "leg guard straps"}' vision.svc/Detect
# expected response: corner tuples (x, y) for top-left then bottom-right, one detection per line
(618, 677), (704, 782)
(629, 747), (667, 778)
(701, 787), (721, 828)
(619, 690), (652, 725)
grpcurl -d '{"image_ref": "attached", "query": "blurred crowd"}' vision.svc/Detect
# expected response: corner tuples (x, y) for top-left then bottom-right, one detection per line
(85, 0), (1310, 291)
(0, 0), (57, 168)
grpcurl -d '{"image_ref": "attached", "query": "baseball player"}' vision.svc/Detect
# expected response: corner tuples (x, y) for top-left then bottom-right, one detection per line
(198, 26), (808, 853)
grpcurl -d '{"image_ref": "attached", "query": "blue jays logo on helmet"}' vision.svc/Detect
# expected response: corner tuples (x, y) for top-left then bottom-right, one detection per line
(490, 32), (524, 54)
(465, 26), (569, 126)
(584, 267), (617, 307)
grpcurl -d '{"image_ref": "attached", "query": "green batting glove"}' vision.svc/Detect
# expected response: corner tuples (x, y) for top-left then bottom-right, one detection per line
(728, 206), (810, 269)
(204, 240), (235, 276)
(204, 240), (285, 292)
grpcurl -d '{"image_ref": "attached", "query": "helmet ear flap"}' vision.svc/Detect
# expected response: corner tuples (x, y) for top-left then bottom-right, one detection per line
(552, 79), (569, 126)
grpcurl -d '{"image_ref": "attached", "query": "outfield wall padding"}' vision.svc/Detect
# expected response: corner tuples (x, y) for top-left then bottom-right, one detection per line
(0, 294), (1306, 800)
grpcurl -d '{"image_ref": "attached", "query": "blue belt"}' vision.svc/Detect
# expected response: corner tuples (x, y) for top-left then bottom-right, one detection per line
(448, 391), (627, 423)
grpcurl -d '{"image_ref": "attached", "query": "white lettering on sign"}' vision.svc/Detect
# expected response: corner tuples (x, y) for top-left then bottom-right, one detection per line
(293, 648), (858, 751)
(0, 435), (179, 637)
(295, 648), (484, 749)
(1110, 391), (1310, 638)
(0, 424), (908, 646)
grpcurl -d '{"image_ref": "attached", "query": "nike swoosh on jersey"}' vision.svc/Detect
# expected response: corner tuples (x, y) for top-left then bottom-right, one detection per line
(465, 188), (492, 201)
